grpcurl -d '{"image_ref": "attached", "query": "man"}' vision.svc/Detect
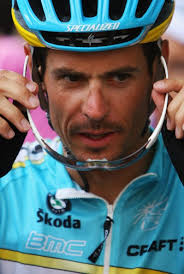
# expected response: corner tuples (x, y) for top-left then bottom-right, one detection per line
(0, 0), (184, 273)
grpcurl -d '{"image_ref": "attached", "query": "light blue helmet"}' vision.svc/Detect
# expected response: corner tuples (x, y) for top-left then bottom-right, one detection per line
(12, 0), (175, 52)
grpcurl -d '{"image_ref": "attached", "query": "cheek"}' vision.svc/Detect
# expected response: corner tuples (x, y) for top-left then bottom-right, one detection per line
(47, 88), (82, 135)
(117, 88), (149, 117)
(48, 95), (67, 133)
(116, 85), (152, 134)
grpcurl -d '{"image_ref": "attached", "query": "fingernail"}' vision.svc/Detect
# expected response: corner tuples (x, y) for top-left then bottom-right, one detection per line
(21, 118), (30, 130)
(8, 129), (15, 139)
(26, 82), (37, 92)
(153, 81), (165, 89)
(175, 127), (182, 139)
(29, 95), (39, 107)
(166, 118), (172, 130)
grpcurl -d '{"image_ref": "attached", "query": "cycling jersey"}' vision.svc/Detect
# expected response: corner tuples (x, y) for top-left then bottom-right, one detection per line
(0, 135), (184, 274)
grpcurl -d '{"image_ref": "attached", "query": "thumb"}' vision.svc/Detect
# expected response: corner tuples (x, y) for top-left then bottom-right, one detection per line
(153, 79), (183, 94)
(151, 88), (167, 115)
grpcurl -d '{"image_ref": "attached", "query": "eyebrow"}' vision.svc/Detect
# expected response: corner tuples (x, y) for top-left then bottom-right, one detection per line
(51, 66), (140, 80)
(51, 68), (89, 79)
(103, 66), (140, 78)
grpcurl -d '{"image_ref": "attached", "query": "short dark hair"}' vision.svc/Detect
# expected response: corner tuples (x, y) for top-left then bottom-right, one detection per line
(32, 47), (48, 80)
(142, 41), (161, 74)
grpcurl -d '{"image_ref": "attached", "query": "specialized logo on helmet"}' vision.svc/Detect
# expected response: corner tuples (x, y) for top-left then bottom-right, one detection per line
(88, 34), (95, 46)
(47, 193), (71, 215)
(66, 22), (120, 32)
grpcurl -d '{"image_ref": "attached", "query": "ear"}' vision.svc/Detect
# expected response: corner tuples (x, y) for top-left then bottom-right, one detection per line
(150, 40), (170, 116)
(153, 39), (169, 83)
(24, 43), (33, 73)
(25, 44), (49, 112)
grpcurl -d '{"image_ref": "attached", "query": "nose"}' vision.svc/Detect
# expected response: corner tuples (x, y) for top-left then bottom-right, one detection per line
(82, 79), (109, 121)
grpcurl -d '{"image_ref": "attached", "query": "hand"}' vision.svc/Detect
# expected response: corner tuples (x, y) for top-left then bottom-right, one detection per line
(152, 79), (184, 139)
(0, 70), (39, 139)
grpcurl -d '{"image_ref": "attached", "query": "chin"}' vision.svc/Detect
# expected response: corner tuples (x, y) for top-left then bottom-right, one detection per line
(73, 150), (123, 163)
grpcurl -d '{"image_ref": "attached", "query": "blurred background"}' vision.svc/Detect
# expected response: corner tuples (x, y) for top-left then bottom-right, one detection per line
(163, 0), (184, 80)
(0, 0), (183, 139)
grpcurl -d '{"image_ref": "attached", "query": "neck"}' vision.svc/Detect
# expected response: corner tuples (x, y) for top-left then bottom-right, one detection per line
(68, 145), (155, 204)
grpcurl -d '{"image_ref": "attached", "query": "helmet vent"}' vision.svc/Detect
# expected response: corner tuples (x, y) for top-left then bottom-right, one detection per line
(82, 0), (98, 17)
(28, 0), (46, 21)
(14, 0), (19, 10)
(136, 0), (152, 18)
(41, 27), (142, 48)
(52, 0), (71, 22)
(109, 0), (127, 20)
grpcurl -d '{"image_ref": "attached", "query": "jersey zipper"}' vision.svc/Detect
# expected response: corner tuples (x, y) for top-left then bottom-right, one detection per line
(56, 187), (114, 271)
(103, 204), (114, 274)
(88, 214), (114, 264)
(55, 172), (157, 272)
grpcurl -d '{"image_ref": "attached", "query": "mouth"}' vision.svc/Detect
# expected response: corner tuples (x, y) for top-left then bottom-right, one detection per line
(76, 131), (118, 148)
(81, 132), (113, 139)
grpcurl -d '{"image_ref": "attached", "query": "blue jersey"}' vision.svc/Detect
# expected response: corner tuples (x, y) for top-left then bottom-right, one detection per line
(0, 135), (184, 274)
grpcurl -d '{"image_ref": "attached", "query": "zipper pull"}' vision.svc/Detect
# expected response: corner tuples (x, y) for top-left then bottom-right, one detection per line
(88, 216), (113, 263)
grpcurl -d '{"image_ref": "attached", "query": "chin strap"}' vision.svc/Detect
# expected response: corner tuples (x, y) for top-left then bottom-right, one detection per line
(78, 171), (90, 192)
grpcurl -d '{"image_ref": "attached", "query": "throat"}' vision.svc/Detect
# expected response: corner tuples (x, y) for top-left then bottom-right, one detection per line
(68, 145), (155, 204)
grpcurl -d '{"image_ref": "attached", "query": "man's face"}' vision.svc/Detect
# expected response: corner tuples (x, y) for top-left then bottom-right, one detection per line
(43, 45), (154, 162)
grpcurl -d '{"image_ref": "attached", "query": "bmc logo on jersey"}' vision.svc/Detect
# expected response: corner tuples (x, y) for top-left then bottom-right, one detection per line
(47, 193), (71, 215)
(26, 231), (86, 257)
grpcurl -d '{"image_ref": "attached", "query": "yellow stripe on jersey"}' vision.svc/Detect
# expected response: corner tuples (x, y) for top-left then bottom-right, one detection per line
(0, 249), (103, 273)
(12, 162), (26, 169)
(110, 267), (168, 273)
(0, 249), (169, 274)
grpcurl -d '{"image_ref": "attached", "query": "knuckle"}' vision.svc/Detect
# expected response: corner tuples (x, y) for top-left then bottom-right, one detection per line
(175, 112), (183, 126)
(0, 70), (8, 78)
(0, 117), (9, 132)
(16, 76), (28, 87)
(0, 74), (8, 83)
(0, 96), (8, 109)
(167, 103), (175, 117)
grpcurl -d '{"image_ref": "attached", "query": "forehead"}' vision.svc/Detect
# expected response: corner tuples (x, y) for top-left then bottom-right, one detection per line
(45, 45), (147, 73)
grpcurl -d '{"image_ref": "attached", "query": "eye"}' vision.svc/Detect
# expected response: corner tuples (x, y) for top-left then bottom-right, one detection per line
(113, 73), (130, 82)
(63, 74), (81, 82)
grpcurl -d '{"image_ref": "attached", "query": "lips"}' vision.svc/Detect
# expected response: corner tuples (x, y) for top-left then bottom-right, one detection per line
(76, 131), (118, 148)
(80, 132), (113, 140)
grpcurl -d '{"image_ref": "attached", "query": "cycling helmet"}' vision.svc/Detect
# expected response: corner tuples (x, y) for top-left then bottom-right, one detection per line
(12, 0), (175, 52)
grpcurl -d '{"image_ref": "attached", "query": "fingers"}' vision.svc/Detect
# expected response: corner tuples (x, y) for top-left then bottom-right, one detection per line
(0, 70), (39, 108)
(0, 97), (31, 138)
(0, 116), (15, 139)
(0, 70), (40, 139)
(167, 94), (184, 139)
(151, 88), (166, 115)
(153, 79), (184, 94)
(153, 79), (184, 139)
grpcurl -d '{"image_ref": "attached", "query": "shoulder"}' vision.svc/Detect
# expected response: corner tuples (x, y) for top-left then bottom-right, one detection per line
(13, 137), (60, 167)
(0, 137), (61, 190)
(149, 134), (181, 184)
